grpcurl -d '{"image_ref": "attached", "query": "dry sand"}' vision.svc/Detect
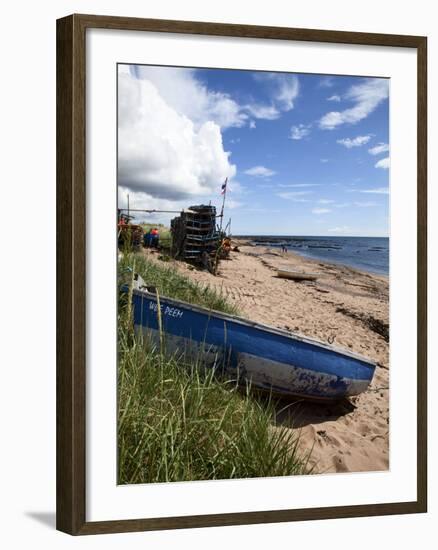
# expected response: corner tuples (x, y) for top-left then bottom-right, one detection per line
(146, 241), (389, 474)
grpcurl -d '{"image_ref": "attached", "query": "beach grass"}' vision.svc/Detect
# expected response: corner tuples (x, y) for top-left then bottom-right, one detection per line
(119, 251), (239, 315)
(117, 251), (311, 483)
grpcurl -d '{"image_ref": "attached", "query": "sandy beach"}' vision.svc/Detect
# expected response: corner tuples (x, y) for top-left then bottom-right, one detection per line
(144, 241), (389, 474)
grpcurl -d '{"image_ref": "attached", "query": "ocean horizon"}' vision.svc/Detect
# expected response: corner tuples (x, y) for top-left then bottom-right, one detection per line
(235, 235), (389, 276)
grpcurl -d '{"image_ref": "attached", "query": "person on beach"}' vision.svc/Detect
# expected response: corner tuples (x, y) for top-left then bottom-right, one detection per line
(144, 227), (160, 248)
(151, 227), (160, 248)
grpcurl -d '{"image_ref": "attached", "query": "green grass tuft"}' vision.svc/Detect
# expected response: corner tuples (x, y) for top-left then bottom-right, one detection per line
(118, 251), (311, 484)
(118, 333), (311, 484)
(119, 252), (239, 315)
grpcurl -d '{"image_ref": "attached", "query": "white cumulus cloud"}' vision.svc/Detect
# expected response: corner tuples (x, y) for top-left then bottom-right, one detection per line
(319, 78), (389, 130)
(273, 75), (300, 111)
(131, 65), (247, 129)
(244, 165), (276, 177)
(132, 66), (302, 128)
(118, 67), (236, 201)
(245, 103), (280, 120)
(327, 95), (341, 102)
(337, 135), (372, 148)
(375, 157), (390, 169)
(289, 124), (311, 140)
(246, 72), (300, 120)
(368, 142), (389, 155)
(253, 72), (300, 112)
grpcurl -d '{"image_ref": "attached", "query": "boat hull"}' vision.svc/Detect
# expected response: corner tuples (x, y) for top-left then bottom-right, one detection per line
(277, 269), (318, 281)
(131, 289), (376, 400)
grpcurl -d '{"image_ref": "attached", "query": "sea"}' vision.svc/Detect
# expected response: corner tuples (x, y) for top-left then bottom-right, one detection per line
(242, 236), (389, 276)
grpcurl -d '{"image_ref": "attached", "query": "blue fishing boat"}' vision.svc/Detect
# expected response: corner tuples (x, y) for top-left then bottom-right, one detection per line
(129, 279), (376, 401)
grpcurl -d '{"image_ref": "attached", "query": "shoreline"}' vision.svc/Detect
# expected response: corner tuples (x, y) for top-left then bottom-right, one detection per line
(143, 242), (389, 474)
(235, 238), (389, 279)
(234, 235), (389, 277)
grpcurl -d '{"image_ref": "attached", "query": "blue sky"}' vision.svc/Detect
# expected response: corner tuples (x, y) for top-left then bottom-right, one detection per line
(118, 65), (389, 237)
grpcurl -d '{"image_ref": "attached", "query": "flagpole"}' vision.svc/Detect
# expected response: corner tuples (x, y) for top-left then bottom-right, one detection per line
(219, 178), (227, 235)
(215, 178), (227, 275)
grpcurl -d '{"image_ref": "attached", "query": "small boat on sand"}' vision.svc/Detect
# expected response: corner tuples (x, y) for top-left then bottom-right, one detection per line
(277, 268), (320, 281)
(127, 277), (376, 401)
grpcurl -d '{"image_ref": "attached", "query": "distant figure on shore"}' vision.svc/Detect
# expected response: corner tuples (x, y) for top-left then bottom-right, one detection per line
(282, 245), (287, 253)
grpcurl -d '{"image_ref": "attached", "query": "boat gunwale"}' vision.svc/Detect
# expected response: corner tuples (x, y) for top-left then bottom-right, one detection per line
(277, 269), (320, 279)
(131, 287), (376, 369)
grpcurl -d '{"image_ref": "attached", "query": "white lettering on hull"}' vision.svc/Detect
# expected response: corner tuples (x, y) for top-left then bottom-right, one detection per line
(149, 301), (184, 319)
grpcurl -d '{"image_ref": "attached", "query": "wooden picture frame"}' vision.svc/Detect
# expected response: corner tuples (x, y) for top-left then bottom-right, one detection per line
(56, 13), (427, 535)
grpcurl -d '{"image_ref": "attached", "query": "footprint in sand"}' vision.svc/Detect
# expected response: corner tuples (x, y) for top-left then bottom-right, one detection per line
(333, 455), (349, 473)
(357, 422), (371, 437)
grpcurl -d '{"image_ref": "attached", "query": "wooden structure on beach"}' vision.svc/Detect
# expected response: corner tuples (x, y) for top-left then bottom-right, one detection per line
(171, 205), (221, 270)
(117, 209), (144, 249)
